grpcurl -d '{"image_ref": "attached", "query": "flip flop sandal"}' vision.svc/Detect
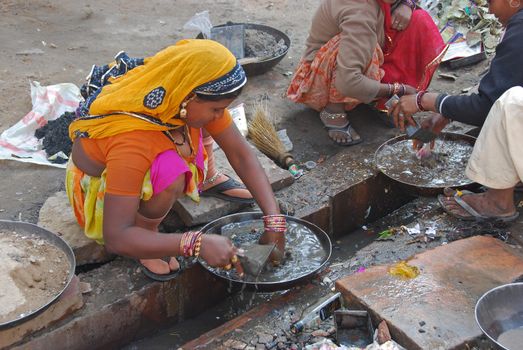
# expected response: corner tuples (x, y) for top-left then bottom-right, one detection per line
(139, 256), (184, 282)
(320, 110), (363, 146)
(201, 174), (255, 204)
(437, 189), (519, 222)
(324, 123), (363, 147)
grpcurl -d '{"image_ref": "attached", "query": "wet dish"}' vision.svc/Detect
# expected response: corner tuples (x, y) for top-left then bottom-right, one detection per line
(374, 132), (477, 196)
(198, 212), (331, 292)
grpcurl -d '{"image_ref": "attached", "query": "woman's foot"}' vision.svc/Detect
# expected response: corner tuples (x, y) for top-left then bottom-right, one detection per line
(438, 187), (518, 221)
(140, 257), (180, 275)
(201, 173), (254, 203)
(319, 109), (362, 146)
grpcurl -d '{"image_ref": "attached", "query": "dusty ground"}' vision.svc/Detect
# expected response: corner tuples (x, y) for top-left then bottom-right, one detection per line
(0, 0), (488, 223)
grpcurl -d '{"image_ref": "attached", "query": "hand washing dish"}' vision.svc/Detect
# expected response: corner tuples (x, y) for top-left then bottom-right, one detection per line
(374, 132), (477, 197)
(198, 212), (331, 292)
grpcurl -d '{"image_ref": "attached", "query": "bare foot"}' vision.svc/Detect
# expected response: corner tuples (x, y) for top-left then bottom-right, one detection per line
(440, 188), (517, 219)
(202, 173), (253, 200)
(140, 257), (179, 274)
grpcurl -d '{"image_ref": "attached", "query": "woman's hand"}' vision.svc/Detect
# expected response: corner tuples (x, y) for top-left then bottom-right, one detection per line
(199, 234), (238, 267)
(391, 3), (413, 31)
(390, 94), (419, 131)
(413, 114), (451, 149)
(259, 230), (285, 265)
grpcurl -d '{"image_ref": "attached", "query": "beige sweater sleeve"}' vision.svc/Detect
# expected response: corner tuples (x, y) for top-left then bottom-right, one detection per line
(334, 2), (382, 103)
(302, 0), (383, 103)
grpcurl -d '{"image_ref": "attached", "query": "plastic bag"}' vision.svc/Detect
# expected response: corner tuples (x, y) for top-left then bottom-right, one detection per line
(183, 10), (212, 39)
(0, 81), (81, 168)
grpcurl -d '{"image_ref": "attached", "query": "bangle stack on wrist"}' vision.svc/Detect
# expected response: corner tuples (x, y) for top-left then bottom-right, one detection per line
(263, 214), (287, 233)
(180, 231), (203, 257)
(388, 82), (406, 97)
(416, 90), (427, 112)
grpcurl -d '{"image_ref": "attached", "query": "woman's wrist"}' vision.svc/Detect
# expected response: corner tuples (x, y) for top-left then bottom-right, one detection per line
(179, 231), (203, 257)
(262, 214), (287, 233)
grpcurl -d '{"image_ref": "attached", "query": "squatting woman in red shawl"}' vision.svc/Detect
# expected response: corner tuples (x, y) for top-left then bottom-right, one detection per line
(287, 0), (445, 146)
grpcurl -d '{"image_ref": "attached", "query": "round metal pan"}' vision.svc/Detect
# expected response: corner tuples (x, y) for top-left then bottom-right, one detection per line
(0, 220), (76, 329)
(375, 132), (478, 197)
(475, 283), (523, 350)
(198, 212), (331, 292)
(197, 22), (291, 76)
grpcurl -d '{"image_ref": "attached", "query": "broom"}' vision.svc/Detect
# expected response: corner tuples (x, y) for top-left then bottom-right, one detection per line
(248, 103), (303, 178)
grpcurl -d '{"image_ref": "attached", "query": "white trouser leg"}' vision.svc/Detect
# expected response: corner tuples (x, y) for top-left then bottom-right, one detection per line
(466, 86), (523, 189)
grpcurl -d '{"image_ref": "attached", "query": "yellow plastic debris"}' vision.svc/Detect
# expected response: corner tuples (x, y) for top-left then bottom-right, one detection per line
(388, 261), (420, 279)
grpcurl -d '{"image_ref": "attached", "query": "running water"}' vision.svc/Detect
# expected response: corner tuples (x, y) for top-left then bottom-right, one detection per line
(376, 138), (473, 188)
(200, 220), (328, 284)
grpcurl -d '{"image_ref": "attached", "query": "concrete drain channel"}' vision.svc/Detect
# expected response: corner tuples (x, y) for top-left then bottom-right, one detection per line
(123, 174), (421, 349)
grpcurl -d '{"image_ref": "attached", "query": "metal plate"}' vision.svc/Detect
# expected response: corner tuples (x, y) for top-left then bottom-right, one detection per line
(198, 212), (331, 292)
(198, 22), (291, 76)
(0, 220), (76, 329)
(475, 283), (523, 350)
(374, 132), (477, 197)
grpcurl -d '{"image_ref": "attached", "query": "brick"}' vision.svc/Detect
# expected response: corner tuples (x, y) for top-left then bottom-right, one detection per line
(37, 191), (114, 265)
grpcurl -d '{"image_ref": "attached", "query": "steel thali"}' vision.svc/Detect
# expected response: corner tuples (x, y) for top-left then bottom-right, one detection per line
(0, 220), (76, 329)
(374, 132), (478, 197)
(198, 212), (332, 292)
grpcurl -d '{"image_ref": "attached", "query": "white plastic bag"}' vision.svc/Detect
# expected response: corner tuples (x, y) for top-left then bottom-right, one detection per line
(0, 81), (81, 168)
(183, 10), (213, 38)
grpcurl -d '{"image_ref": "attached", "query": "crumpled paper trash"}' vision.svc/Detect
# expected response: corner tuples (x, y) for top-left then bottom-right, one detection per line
(0, 81), (81, 168)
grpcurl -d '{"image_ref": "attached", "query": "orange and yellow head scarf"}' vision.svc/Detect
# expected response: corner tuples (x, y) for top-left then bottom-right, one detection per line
(69, 39), (242, 140)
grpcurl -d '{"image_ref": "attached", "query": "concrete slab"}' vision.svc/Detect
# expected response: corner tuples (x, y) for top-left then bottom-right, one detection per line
(1, 276), (84, 349)
(37, 191), (114, 266)
(173, 144), (294, 227)
(335, 236), (523, 350)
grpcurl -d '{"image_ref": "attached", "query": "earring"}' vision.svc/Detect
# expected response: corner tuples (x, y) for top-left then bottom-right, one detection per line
(510, 0), (521, 7)
(179, 101), (188, 119)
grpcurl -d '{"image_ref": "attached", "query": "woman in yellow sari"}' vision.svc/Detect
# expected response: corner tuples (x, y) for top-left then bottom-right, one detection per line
(66, 40), (285, 280)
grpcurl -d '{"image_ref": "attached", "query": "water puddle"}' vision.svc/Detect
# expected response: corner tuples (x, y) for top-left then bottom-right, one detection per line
(376, 138), (473, 188)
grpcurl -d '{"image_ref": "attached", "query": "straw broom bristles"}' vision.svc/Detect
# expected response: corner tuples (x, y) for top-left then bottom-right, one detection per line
(248, 103), (289, 165)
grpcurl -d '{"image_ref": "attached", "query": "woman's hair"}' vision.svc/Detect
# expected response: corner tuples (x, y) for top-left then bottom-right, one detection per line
(195, 87), (243, 101)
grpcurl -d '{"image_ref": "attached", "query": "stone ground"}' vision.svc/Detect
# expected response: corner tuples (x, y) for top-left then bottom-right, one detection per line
(0, 0), (510, 349)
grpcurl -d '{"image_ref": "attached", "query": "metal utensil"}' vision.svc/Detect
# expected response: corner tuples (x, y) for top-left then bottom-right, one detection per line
(405, 125), (438, 144)
(475, 283), (523, 350)
(374, 132), (477, 196)
(237, 243), (275, 277)
(210, 24), (245, 59)
(198, 212), (332, 292)
(0, 220), (75, 329)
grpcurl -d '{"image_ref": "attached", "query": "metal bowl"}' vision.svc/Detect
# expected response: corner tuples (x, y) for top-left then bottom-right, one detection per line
(374, 132), (478, 197)
(475, 283), (523, 350)
(0, 220), (76, 329)
(198, 22), (290, 76)
(198, 212), (331, 292)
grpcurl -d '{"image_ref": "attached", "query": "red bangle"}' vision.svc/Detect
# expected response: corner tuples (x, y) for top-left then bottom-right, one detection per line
(416, 91), (427, 112)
